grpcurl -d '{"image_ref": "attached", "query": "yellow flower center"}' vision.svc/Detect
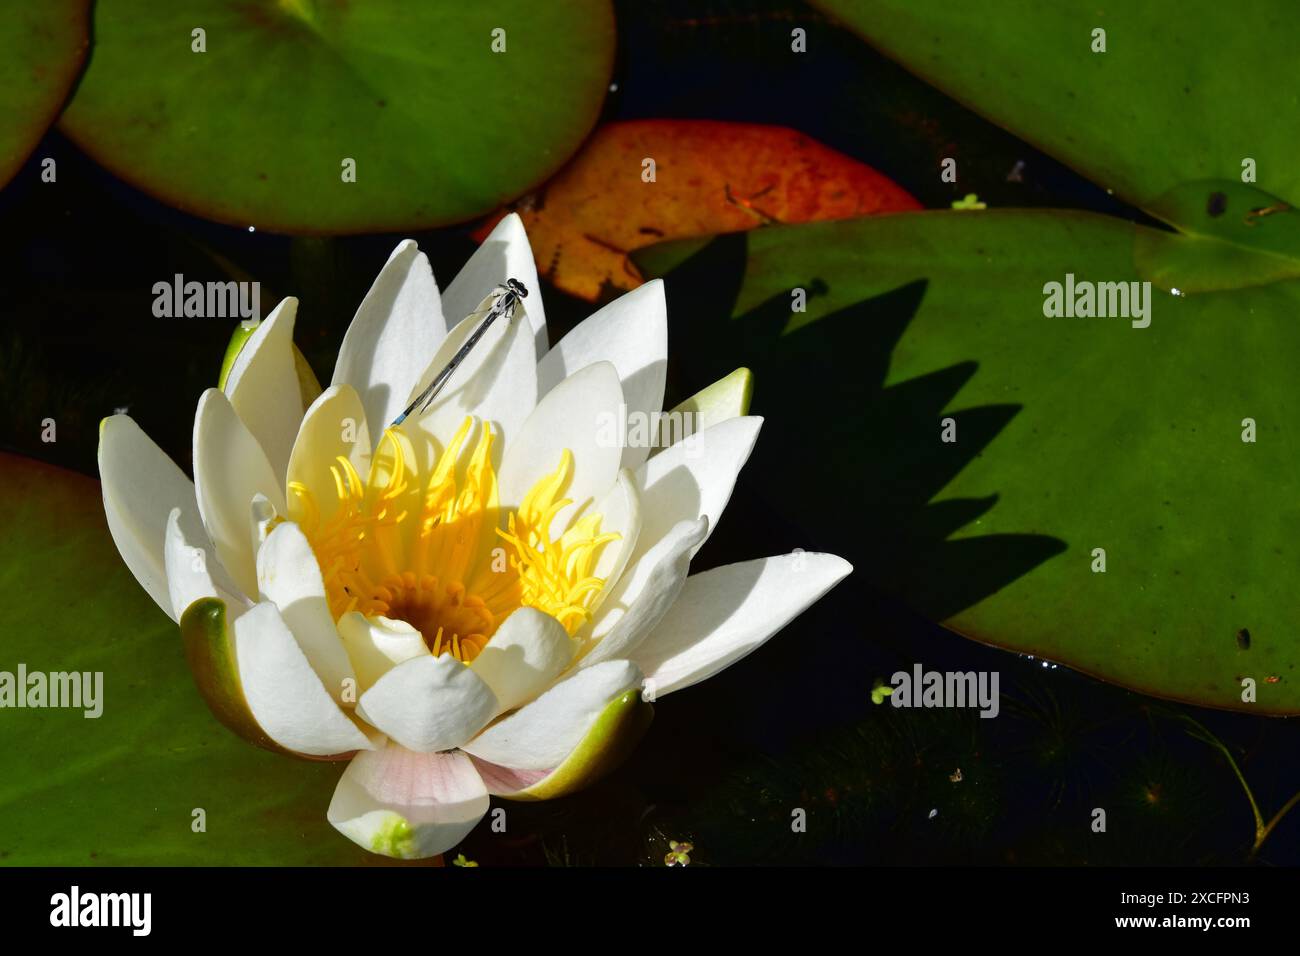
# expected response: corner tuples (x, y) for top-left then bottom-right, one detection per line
(287, 417), (618, 663)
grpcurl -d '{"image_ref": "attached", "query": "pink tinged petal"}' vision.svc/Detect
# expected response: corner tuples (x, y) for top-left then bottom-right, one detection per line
(233, 602), (374, 756)
(286, 384), (372, 527)
(328, 745), (489, 860)
(256, 522), (356, 704)
(357, 654), (498, 753)
(466, 685), (652, 801)
(98, 415), (210, 620)
(193, 389), (287, 598)
(462, 660), (642, 771)
(444, 212), (546, 359)
(164, 507), (247, 623)
(538, 279), (668, 471)
(468, 758), (550, 796)
(630, 416), (762, 566)
(337, 612), (429, 694)
(580, 517), (708, 669)
(223, 296), (302, 482)
(635, 553), (854, 696)
(400, 292), (539, 453)
(497, 361), (624, 530)
(469, 607), (574, 714)
(462, 686), (655, 801)
(331, 240), (445, 448)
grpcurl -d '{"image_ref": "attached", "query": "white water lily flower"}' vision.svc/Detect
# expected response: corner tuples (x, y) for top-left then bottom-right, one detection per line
(98, 214), (852, 860)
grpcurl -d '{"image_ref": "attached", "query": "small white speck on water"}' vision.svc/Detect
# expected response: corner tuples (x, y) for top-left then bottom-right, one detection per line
(928, 808), (938, 820)
(248, 226), (256, 233)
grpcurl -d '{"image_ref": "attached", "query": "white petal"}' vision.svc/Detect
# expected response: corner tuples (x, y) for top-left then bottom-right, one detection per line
(586, 470), (641, 613)
(193, 389), (286, 598)
(443, 213), (546, 358)
(286, 384), (372, 526)
(331, 240), (445, 447)
(223, 297), (302, 481)
(462, 660), (642, 771)
(635, 553), (853, 696)
(164, 507), (247, 623)
(337, 612), (430, 694)
(400, 293), (538, 452)
(538, 280), (667, 470)
(328, 745), (489, 860)
(469, 608), (573, 713)
(357, 654), (498, 753)
(98, 415), (210, 619)
(497, 362), (624, 530)
(248, 493), (278, 559)
(234, 602), (374, 756)
(630, 416), (762, 565)
(256, 522), (356, 703)
(580, 517), (707, 669)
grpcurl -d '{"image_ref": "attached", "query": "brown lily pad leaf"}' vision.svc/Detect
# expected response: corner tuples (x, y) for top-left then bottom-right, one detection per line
(475, 119), (920, 301)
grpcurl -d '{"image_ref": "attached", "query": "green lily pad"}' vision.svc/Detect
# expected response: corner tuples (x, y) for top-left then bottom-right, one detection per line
(635, 210), (1300, 714)
(1134, 181), (1300, 293)
(0, 452), (427, 864)
(812, 0), (1300, 223)
(58, 0), (615, 233)
(0, 1), (88, 189)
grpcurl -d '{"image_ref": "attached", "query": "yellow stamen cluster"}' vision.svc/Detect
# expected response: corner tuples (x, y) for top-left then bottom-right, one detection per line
(287, 417), (617, 663)
(499, 449), (621, 635)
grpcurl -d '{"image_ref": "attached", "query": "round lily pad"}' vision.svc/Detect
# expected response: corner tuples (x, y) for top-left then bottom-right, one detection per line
(0, 1), (88, 188)
(58, 0), (615, 233)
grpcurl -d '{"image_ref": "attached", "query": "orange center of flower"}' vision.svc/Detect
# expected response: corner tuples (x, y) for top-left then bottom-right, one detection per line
(287, 417), (618, 663)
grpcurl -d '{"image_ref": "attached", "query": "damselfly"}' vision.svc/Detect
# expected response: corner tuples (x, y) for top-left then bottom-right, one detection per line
(391, 278), (529, 427)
